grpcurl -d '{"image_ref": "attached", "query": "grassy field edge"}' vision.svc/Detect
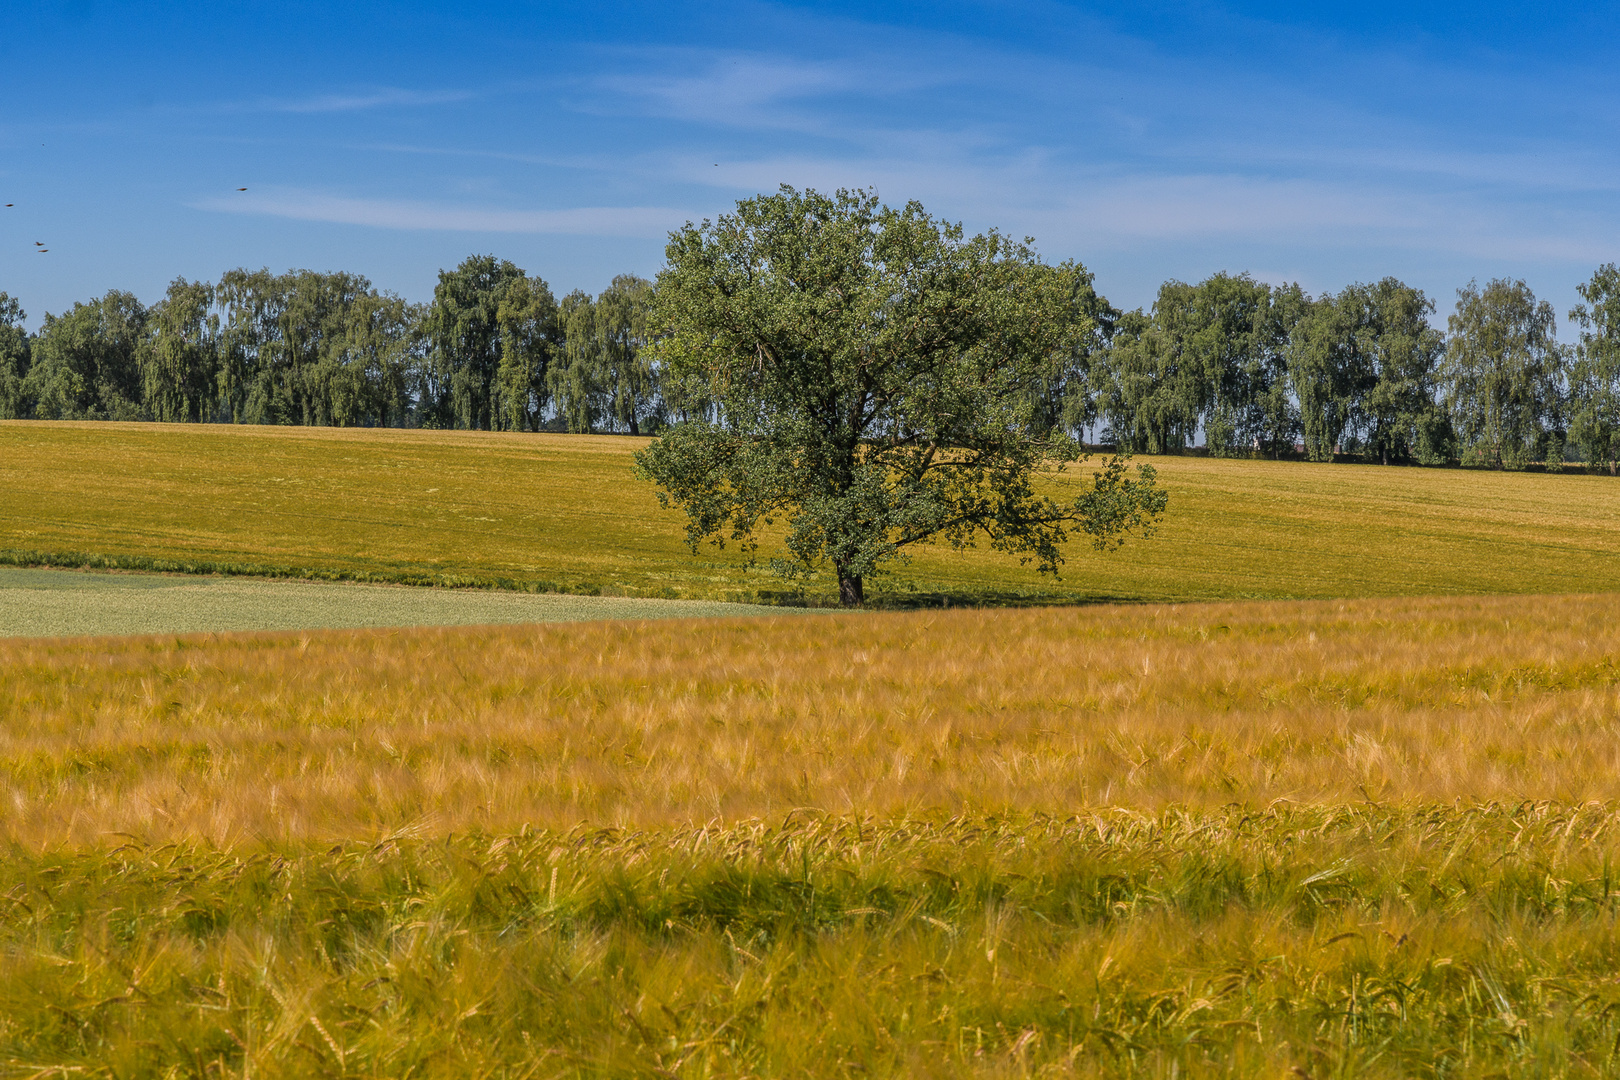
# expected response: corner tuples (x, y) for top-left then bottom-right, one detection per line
(0, 547), (803, 604)
(13, 423), (1620, 608)
(0, 548), (1107, 610)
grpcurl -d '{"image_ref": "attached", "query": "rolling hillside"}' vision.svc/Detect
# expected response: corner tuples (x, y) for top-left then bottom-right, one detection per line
(4, 420), (1619, 605)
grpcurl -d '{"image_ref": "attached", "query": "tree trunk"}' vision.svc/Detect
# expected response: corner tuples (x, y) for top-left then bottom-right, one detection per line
(838, 569), (864, 607)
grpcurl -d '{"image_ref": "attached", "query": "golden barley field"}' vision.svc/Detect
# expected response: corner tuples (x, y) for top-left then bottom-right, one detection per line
(7, 595), (1620, 1075)
(6, 420), (1620, 605)
(9, 807), (1620, 1079)
(3, 592), (1618, 846)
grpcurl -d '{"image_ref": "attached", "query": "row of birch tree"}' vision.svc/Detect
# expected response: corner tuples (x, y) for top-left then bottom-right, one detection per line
(1073, 266), (1620, 471)
(0, 256), (661, 434)
(2, 256), (1618, 470)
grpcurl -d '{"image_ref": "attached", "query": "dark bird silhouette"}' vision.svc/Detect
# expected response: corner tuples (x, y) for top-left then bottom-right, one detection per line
(34, 241), (43, 246)
(237, 187), (247, 191)
(3, 203), (11, 207)
(36, 249), (47, 253)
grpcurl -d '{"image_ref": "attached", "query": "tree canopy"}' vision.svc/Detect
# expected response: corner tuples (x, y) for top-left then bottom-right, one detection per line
(423, 256), (535, 431)
(0, 293), (31, 420)
(1442, 278), (1566, 470)
(1569, 264), (1620, 474)
(634, 186), (1168, 606)
(28, 290), (146, 421)
(1290, 279), (1449, 464)
(1096, 274), (1306, 458)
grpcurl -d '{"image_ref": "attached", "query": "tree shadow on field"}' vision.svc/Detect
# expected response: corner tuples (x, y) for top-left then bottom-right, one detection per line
(869, 589), (1151, 611)
(757, 586), (1150, 611)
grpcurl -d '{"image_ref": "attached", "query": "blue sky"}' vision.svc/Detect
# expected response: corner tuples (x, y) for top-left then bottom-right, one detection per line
(3, 0), (1618, 331)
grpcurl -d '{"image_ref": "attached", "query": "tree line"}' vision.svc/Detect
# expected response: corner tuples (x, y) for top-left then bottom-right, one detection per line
(1065, 267), (1620, 471)
(0, 256), (664, 434)
(3, 253), (1619, 471)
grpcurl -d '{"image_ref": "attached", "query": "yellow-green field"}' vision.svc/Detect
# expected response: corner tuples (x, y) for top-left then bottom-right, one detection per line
(12, 421), (1620, 1076)
(5, 596), (1620, 1075)
(5, 420), (1620, 605)
(8, 808), (1620, 1079)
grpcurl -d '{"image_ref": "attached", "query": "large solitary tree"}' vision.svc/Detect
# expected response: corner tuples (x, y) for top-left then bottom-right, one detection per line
(635, 186), (1167, 607)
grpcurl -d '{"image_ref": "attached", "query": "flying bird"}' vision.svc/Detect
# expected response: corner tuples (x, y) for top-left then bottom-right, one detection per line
(34, 241), (43, 246)
(3, 203), (11, 207)
(36, 249), (47, 253)
(237, 187), (247, 191)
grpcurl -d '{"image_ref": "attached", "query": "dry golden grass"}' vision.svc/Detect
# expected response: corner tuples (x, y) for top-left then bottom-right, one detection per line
(6, 591), (1620, 846)
(8, 419), (1620, 605)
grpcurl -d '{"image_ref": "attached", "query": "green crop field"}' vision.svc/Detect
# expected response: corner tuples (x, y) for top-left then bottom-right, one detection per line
(0, 566), (804, 638)
(6, 420), (1620, 608)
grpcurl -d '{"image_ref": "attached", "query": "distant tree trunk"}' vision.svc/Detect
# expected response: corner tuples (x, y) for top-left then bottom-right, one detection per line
(837, 565), (864, 607)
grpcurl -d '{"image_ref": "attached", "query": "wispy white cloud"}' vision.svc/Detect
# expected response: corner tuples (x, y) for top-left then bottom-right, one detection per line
(234, 87), (475, 114)
(601, 55), (853, 117)
(201, 18), (1620, 274)
(590, 48), (957, 135)
(192, 188), (689, 238)
(1177, 138), (1620, 196)
(358, 142), (560, 166)
(664, 147), (1620, 269)
(1041, 174), (1620, 264)
(578, 9), (1620, 286)
(577, 10), (1620, 219)
(159, 6), (1620, 309)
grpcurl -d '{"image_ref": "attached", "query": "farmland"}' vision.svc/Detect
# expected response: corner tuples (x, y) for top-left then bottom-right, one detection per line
(8, 807), (1620, 1079)
(7, 592), (1620, 843)
(6, 595), (1620, 1073)
(7, 420), (1620, 606)
(9, 422), (1620, 1075)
